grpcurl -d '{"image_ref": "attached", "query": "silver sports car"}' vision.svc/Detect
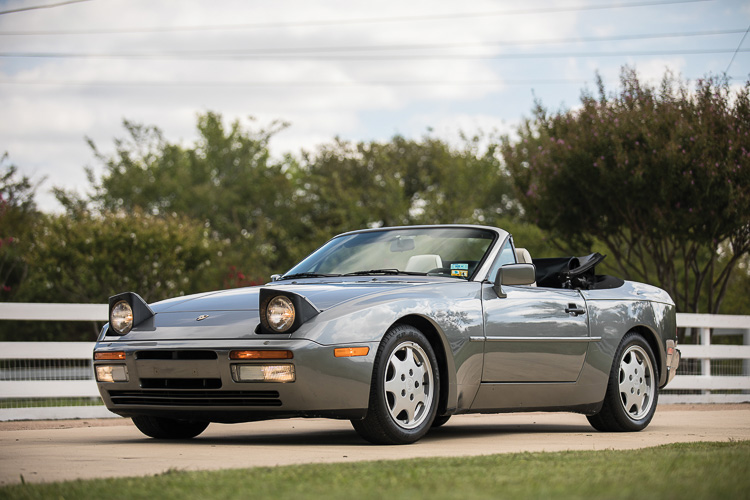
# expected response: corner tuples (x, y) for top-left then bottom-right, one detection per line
(94, 225), (680, 444)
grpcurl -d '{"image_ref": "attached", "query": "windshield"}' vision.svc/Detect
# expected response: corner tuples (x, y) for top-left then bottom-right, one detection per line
(283, 227), (497, 280)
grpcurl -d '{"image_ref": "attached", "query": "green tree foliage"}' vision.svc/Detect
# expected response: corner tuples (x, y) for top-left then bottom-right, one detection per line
(87, 116), (520, 277)
(297, 133), (518, 243)
(501, 68), (750, 314)
(21, 209), (218, 304)
(88, 112), (297, 281)
(1, 209), (220, 341)
(0, 155), (39, 300)
(720, 256), (750, 315)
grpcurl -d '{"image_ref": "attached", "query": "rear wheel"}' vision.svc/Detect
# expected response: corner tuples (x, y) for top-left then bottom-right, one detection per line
(587, 332), (658, 432)
(132, 415), (209, 439)
(351, 324), (440, 445)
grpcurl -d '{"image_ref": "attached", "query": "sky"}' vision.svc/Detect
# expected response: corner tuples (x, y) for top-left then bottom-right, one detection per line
(1, 0), (749, 212)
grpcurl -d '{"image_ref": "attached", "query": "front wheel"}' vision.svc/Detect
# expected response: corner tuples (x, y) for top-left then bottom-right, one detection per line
(431, 415), (451, 428)
(587, 332), (659, 432)
(132, 415), (209, 439)
(351, 324), (440, 444)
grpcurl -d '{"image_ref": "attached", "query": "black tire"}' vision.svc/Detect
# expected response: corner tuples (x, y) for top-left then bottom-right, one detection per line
(351, 324), (440, 445)
(132, 415), (209, 439)
(431, 415), (451, 428)
(587, 332), (659, 432)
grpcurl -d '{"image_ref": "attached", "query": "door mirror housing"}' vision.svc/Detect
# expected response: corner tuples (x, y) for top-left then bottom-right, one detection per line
(493, 263), (536, 298)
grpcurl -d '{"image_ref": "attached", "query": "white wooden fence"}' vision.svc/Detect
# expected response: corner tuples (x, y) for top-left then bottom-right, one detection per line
(0, 303), (748, 420)
(660, 313), (750, 404)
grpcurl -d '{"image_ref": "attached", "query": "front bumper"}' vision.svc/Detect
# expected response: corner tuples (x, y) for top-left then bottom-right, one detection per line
(665, 339), (681, 386)
(93, 338), (376, 422)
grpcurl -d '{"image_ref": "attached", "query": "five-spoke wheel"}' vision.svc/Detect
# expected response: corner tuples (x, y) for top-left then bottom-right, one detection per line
(383, 340), (435, 430)
(587, 332), (659, 432)
(352, 324), (440, 444)
(617, 344), (656, 420)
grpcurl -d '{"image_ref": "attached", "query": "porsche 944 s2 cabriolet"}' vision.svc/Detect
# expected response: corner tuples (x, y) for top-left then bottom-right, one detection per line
(94, 224), (680, 444)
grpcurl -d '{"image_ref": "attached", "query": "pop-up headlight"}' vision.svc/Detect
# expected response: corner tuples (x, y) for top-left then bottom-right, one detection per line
(258, 289), (319, 334)
(110, 300), (133, 335)
(107, 292), (155, 336)
(266, 296), (296, 332)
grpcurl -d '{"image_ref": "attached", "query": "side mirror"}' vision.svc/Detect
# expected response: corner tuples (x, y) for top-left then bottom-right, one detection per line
(493, 263), (536, 298)
(270, 274), (282, 282)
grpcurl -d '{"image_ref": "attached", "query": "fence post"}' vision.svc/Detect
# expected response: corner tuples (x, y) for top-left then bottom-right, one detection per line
(700, 327), (711, 395)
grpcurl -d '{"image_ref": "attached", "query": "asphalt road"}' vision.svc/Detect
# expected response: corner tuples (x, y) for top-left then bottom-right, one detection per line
(1, 404), (748, 485)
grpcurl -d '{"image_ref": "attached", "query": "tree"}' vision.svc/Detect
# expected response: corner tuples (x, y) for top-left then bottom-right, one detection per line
(20, 209), (219, 305)
(0, 155), (40, 301)
(86, 117), (521, 278)
(0, 209), (221, 341)
(501, 68), (750, 315)
(87, 112), (298, 281)
(297, 133), (518, 243)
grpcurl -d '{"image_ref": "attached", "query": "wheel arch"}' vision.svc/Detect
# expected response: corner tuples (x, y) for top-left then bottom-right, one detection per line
(390, 314), (454, 417)
(628, 324), (665, 386)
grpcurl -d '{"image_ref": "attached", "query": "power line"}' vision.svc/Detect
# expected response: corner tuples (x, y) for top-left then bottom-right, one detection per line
(726, 24), (750, 74)
(0, 0), (712, 36)
(0, 78), (587, 87)
(0, 28), (743, 59)
(1, 48), (746, 61)
(0, 0), (93, 16)
(0, 76), (744, 88)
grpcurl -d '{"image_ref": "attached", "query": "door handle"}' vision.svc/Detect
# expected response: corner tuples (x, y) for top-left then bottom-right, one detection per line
(565, 304), (586, 316)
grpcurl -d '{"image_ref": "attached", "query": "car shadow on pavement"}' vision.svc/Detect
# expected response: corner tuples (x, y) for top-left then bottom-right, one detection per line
(98, 419), (597, 447)
(425, 422), (597, 442)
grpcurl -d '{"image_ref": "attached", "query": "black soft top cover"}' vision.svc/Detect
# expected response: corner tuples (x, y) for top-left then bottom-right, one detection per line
(533, 253), (624, 290)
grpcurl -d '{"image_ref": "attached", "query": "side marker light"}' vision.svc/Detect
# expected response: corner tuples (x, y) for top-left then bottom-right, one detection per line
(334, 347), (370, 358)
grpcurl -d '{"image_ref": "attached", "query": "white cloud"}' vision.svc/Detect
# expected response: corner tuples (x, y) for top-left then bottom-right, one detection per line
(1, 0), (747, 211)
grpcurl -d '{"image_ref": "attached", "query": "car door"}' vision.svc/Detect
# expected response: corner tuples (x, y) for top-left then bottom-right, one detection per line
(481, 284), (590, 382)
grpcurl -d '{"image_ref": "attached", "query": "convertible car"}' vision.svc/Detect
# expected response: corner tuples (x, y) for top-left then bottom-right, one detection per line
(94, 225), (680, 444)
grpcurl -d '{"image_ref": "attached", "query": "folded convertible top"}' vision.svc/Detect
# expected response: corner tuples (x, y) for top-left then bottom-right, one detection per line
(532, 253), (623, 290)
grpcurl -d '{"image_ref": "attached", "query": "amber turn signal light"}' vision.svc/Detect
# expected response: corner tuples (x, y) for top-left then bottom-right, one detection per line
(94, 351), (126, 360)
(334, 347), (370, 358)
(230, 350), (293, 360)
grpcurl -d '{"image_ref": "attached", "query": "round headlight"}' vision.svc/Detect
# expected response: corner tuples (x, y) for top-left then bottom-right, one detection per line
(266, 296), (295, 332)
(110, 300), (134, 335)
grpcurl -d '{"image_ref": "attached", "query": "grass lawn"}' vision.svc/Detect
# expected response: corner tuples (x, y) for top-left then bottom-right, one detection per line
(2, 441), (748, 499)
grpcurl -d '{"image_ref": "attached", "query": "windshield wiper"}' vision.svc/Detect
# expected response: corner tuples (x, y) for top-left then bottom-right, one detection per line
(343, 269), (426, 276)
(280, 272), (341, 280)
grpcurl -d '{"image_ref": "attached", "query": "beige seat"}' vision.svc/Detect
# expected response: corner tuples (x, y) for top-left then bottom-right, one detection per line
(405, 254), (443, 273)
(515, 248), (532, 264)
(514, 248), (536, 286)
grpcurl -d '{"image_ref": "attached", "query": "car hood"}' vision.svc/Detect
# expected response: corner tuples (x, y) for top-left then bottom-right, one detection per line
(150, 279), (432, 314)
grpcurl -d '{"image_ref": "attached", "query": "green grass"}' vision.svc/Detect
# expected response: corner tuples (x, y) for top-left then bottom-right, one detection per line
(3, 441), (749, 500)
(0, 397), (103, 409)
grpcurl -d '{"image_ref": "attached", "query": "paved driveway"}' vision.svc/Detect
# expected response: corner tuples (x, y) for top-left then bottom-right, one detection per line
(1, 404), (748, 485)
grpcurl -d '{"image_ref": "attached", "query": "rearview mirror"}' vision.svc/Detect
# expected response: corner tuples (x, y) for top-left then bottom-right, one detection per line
(493, 263), (536, 298)
(390, 237), (415, 253)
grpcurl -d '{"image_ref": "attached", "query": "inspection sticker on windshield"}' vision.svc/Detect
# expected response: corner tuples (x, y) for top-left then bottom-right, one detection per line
(451, 263), (468, 277)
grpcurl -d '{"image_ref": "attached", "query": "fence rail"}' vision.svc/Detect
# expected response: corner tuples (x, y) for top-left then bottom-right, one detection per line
(660, 312), (750, 404)
(0, 303), (748, 420)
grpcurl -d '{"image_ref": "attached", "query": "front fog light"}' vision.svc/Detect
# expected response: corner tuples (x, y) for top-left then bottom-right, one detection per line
(95, 365), (129, 383)
(231, 364), (295, 383)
